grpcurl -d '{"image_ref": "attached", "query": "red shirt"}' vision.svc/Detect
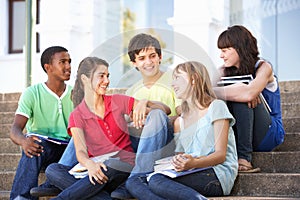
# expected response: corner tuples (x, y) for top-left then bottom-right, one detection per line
(68, 94), (135, 165)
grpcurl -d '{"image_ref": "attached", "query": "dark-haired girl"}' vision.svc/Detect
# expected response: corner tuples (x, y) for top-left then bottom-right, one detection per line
(214, 25), (285, 173)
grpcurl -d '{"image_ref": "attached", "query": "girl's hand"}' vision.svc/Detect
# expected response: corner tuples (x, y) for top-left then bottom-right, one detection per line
(86, 160), (108, 185)
(172, 154), (194, 171)
(247, 96), (261, 108)
(132, 99), (149, 129)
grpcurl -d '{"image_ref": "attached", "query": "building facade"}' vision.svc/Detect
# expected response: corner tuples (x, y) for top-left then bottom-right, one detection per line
(0, 0), (299, 92)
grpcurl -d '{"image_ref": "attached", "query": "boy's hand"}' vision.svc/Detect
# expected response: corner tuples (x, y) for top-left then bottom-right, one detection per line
(21, 135), (44, 158)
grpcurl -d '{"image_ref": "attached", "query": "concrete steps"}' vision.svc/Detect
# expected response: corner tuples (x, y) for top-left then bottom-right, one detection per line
(0, 80), (299, 199)
(231, 173), (300, 197)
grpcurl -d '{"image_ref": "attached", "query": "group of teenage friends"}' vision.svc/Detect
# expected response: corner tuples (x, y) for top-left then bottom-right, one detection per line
(9, 25), (285, 200)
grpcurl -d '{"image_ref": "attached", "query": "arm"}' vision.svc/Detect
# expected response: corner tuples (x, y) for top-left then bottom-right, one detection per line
(131, 99), (171, 128)
(71, 127), (108, 185)
(10, 114), (43, 158)
(173, 117), (180, 133)
(172, 119), (229, 171)
(146, 100), (171, 115)
(214, 62), (273, 102)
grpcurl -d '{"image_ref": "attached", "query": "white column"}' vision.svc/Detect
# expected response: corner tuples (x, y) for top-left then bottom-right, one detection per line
(168, 0), (227, 79)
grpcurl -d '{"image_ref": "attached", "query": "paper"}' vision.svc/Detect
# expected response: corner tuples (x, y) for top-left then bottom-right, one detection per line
(68, 151), (119, 178)
(26, 133), (69, 145)
(147, 156), (211, 181)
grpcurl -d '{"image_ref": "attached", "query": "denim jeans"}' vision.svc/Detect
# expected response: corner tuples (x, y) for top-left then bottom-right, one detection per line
(58, 138), (77, 166)
(227, 101), (271, 162)
(149, 168), (221, 199)
(129, 109), (175, 175)
(10, 140), (66, 200)
(126, 174), (165, 200)
(127, 168), (221, 200)
(46, 159), (132, 199)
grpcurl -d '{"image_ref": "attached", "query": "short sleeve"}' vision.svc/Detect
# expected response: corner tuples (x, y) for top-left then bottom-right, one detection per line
(16, 87), (35, 118)
(210, 100), (235, 127)
(110, 94), (135, 115)
(67, 111), (83, 136)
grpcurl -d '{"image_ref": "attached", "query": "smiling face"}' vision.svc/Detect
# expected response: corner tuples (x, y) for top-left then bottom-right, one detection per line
(90, 64), (110, 95)
(132, 46), (162, 79)
(219, 47), (240, 68)
(172, 69), (190, 100)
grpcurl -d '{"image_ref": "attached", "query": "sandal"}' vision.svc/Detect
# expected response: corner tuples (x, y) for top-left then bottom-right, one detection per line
(238, 163), (261, 173)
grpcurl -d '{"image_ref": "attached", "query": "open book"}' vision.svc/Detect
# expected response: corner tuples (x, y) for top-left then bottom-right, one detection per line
(26, 133), (70, 145)
(217, 74), (271, 113)
(147, 156), (211, 181)
(68, 151), (119, 179)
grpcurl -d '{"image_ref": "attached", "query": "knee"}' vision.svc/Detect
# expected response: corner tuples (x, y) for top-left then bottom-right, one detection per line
(125, 174), (142, 190)
(145, 109), (169, 131)
(148, 174), (163, 189)
(147, 109), (168, 121)
(45, 163), (58, 178)
(125, 177), (134, 192)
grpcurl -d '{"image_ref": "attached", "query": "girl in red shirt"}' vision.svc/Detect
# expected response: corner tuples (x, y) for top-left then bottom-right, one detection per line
(45, 57), (170, 199)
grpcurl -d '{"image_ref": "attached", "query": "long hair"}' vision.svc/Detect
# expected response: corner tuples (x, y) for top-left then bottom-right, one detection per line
(217, 25), (259, 76)
(71, 57), (109, 108)
(173, 61), (216, 114)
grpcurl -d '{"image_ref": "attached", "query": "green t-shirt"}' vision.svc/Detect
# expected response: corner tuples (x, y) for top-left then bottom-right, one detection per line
(16, 83), (73, 140)
(126, 70), (181, 116)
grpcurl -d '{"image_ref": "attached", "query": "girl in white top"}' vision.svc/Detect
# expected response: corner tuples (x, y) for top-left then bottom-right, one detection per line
(146, 61), (238, 199)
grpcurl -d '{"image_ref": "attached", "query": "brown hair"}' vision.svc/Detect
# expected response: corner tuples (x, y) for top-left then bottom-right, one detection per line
(71, 57), (109, 108)
(217, 25), (259, 76)
(128, 33), (162, 62)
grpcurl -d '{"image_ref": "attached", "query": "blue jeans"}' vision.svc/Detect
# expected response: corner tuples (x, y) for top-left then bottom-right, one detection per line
(58, 138), (77, 166)
(126, 174), (165, 200)
(46, 159), (132, 199)
(148, 168), (221, 199)
(227, 101), (271, 162)
(129, 109), (175, 175)
(125, 109), (175, 198)
(10, 140), (67, 200)
(126, 168), (221, 200)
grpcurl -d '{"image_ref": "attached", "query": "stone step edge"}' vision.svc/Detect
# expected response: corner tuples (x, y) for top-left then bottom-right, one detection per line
(209, 197), (300, 200)
(1, 150), (300, 160)
(0, 191), (298, 200)
(0, 170), (299, 176)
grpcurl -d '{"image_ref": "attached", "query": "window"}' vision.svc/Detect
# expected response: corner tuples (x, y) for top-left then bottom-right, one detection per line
(8, 0), (40, 53)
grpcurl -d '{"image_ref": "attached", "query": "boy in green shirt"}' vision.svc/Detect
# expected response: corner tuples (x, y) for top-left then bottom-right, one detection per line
(10, 46), (73, 200)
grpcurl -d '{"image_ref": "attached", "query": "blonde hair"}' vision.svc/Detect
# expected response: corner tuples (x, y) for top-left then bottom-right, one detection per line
(173, 61), (216, 113)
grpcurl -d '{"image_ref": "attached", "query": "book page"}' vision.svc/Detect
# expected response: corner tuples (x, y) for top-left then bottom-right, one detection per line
(69, 151), (119, 178)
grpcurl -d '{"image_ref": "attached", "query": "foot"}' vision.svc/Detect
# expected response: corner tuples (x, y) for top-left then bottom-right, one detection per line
(30, 182), (61, 197)
(110, 183), (133, 199)
(238, 158), (261, 173)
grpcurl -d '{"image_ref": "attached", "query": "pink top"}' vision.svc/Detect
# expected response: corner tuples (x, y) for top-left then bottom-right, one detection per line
(68, 94), (135, 165)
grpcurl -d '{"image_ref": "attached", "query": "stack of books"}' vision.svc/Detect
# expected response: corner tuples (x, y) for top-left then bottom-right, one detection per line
(217, 74), (271, 113)
(147, 156), (211, 181)
(217, 74), (254, 86)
